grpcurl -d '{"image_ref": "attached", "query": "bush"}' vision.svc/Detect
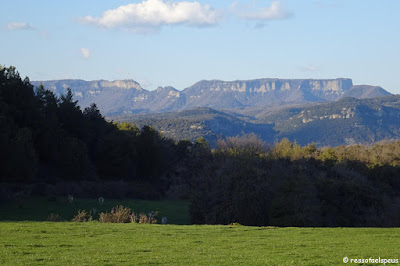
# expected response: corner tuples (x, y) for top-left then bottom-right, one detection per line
(99, 205), (133, 223)
(99, 205), (157, 224)
(98, 212), (114, 223)
(72, 210), (92, 222)
(134, 212), (158, 224)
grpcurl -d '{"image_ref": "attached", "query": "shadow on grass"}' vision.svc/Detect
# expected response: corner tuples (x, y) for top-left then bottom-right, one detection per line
(0, 197), (190, 225)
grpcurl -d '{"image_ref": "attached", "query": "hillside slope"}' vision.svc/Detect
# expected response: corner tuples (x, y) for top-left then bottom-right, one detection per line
(113, 95), (400, 147)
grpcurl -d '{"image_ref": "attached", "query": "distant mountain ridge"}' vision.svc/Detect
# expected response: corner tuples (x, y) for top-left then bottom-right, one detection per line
(341, 85), (391, 99)
(32, 78), (391, 116)
(113, 95), (400, 147)
(184, 78), (354, 108)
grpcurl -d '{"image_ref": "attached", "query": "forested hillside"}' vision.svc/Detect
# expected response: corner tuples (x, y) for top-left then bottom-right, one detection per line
(112, 95), (400, 147)
(112, 107), (276, 146)
(272, 96), (400, 146)
(3, 66), (400, 227)
(0, 66), (183, 198)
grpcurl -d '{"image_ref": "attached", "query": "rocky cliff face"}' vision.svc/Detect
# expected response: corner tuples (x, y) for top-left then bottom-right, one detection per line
(183, 78), (354, 109)
(32, 79), (145, 115)
(185, 78), (353, 95)
(33, 78), (390, 116)
(32, 79), (186, 115)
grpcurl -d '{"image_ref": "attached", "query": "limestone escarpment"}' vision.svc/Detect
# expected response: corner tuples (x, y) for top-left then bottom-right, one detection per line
(33, 78), (390, 116)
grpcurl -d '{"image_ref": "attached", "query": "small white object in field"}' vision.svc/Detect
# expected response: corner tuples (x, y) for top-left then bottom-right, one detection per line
(98, 197), (104, 205)
(68, 195), (73, 203)
(148, 211), (155, 219)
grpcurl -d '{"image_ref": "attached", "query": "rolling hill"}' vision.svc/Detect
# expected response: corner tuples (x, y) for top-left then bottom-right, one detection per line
(112, 95), (400, 147)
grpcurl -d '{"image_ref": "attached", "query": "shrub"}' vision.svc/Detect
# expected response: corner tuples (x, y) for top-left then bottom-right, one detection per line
(47, 213), (63, 222)
(135, 212), (158, 224)
(98, 205), (158, 224)
(99, 205), (133, 223)
(98, 212), (114, 223)
(72, 210), (92, 222)
(138, 213), (148, 224)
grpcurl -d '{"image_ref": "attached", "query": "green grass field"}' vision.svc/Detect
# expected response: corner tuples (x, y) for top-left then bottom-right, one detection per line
(1, 198), (399, 265)
(0, 222), (399, 265)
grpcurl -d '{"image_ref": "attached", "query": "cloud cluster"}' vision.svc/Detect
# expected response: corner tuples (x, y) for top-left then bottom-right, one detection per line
(300, 65), (320, 72)
(80, 0), (219, 32)
(79, 0), (293, 33)
(234, 1), (293, 21)
(7, 22), (34, 31)
(80, 48), (91, 59)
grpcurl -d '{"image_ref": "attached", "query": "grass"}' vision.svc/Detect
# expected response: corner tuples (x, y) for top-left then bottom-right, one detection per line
(1, 198), (399, 264)
(0, 197), (190, 224)
(0, 222), (399, 265)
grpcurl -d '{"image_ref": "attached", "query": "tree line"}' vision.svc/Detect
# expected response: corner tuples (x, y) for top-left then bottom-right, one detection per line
(1, 66), (400, 227)
(0, 66), (179, 189)
(187, 136), (400, 227)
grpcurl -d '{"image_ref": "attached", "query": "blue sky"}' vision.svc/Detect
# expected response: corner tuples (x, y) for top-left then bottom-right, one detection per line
(1, 0), (399, 93)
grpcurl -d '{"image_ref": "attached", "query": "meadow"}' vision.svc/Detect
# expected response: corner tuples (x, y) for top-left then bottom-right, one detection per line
(0, 198), (399, 265)
(1, 222), (400, 265)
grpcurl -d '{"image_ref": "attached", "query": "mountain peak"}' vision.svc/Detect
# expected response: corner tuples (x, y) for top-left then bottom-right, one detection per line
(33, 78), (390, 116)
(341, 85), (391, 99)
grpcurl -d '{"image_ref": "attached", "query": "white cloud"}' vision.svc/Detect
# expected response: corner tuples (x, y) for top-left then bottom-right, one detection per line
(79, 0), (220, 32)
(80, 48), (91, 59)
(7, 22), (35, 31)
(300, 65), (320, 72)
(234, 1), (293, 21)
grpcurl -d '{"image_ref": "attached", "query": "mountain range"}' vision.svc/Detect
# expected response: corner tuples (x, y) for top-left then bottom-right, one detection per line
(32, 78), (397, 146)
(112, 95), (400, 147)
(32, 78), (391, 116)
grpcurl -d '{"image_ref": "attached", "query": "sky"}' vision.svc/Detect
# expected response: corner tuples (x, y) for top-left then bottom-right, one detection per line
(1, 0), (399, 93)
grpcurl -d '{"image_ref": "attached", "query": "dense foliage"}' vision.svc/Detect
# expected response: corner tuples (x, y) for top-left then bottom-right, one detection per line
(2, 66), (400, 227)
(0, 66), (178, 197)
(188, 137), (400, 226)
